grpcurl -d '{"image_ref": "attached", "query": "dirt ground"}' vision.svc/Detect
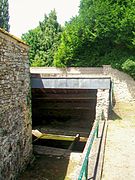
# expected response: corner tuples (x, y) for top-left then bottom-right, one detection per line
(19, 154), (70, 180)
(18, 152), (82, 180)
(102, 101), (135, 180)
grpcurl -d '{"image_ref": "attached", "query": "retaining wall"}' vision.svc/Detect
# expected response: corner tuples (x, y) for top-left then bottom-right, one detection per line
(103, 65), (135, 102)
(0, 29), (32, 180)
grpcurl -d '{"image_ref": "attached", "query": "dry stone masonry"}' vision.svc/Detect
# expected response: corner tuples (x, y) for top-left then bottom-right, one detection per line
(103, 65), (135, 102)
(96, 89), (110, 120)
(0, 28), (32, 180)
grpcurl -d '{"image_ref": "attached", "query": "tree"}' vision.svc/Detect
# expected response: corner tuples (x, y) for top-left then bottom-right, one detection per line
(54, 16), (85, 67)
(22, 10), (62, 67)
(0, 0), (10, 31)
(54, 0), (135, 78)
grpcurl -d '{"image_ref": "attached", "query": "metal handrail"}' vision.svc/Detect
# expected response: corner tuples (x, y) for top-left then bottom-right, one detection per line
(78, 113), (102, 180)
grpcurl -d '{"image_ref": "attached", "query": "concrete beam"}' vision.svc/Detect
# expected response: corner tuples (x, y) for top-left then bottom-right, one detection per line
(31, 78), (111, 89)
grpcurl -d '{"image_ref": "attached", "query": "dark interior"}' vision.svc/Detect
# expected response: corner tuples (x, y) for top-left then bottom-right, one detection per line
(32, 88), (97, 137)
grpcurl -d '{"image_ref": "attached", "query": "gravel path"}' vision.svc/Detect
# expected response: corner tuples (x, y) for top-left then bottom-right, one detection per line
(102, 102), (135, 180)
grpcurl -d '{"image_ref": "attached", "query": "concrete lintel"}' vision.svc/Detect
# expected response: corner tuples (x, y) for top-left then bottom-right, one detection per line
(31, 78), (111, 89)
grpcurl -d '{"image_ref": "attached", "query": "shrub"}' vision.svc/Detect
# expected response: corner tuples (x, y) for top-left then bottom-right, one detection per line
(122, 59), (135, 79)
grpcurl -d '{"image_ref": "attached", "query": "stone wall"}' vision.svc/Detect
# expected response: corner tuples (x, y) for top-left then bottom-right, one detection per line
(0, 29), (32, 180)
(103, 65), (135, 102)
(96, 89), (110, 120)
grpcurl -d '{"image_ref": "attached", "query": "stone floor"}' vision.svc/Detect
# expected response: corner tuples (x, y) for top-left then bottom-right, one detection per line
(102, 101), (135, 180)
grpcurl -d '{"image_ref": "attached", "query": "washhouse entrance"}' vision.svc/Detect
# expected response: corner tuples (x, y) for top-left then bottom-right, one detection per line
(32, 88), (97, 152)
(31, 76), (111, 152)
(24, 73), (111, 180)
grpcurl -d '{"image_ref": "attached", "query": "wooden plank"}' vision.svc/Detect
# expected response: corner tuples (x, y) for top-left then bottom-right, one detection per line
(32, 107), (95, 110)
(32, 98), (96, 103)
(32, 100), (96, 110)
(32, 101), (96, 107)
(32, 90), (97, 98)
(33, 96), (96, 100)
(32, 130), (87, 142)
(33, 127), (89, 137)
(33, 92), (96, 97)
(32, 88), (97, 94)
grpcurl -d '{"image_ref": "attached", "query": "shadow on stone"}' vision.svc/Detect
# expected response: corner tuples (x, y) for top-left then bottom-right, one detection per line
(109, 110), (122, 120)
(18, 154), (70, 180)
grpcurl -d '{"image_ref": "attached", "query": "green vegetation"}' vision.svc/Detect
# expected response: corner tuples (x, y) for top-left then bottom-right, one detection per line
(22, 0), (135, 79)
(0, 0), (10, 31)
(22, 10), (62, 66)
(122, 59), (135, 78)
(54, 0), (135, 79)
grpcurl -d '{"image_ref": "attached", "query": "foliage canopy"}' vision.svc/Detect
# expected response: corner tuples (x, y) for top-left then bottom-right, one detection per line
(22, 10), (62, 67)
(54, 0), (135, 78)
(0, 0), (10, 31)
(22, 0), (135, 79)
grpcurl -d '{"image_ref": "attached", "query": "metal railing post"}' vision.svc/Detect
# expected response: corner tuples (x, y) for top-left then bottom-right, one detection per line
(84, 158), (88, 179)
(78, 112), (102, 180)
(96, 124), (99, 138)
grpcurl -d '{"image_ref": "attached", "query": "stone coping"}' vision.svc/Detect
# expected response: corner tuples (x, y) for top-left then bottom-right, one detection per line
(30, 67), (103, 73)
(0, 28), (29, 48)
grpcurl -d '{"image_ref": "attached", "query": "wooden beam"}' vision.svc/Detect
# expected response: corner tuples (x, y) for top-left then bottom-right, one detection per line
(33, 107), (95, 110)
(33, 97), (96, 100)
(32, 128), (89, 137)
(32, 89), (97, 96)
(32, 130), (87, 142)
(32, 101), (96, 110)
(34, 102), (95, 106)
(32, 98), (96, 103)
(33, 92), (96, 97)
